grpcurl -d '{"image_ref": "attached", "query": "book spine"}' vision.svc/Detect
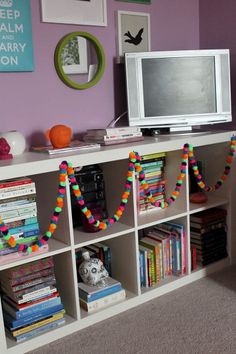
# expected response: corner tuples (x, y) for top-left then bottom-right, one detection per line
(0, 200), (36, 212)
(6, 256), (54, 279)
(79, 284), (122, 302)
(0, 185), (36, 200)
(81, 289), (126, 313)
(11, 275), (56, 292)
(5, 217), (38, 229)
(0, 179), (32, 189)
(11, 309), (65, 335)
(3, 296), (61, 319)
(0, 182), (35, 193)
(1, 211), (37, 224)
(18, 287), (57, 304)
(14, 318), (65, 342)
(0, 205), (37, 221)
(4, 304), (64, 329)
(9, 267), (55, 286)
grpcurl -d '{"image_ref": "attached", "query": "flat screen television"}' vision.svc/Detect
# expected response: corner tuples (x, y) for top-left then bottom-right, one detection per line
(125, 49), (232, 134)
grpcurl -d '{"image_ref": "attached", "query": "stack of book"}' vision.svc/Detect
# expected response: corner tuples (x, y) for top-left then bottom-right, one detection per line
(138, 152), (166, 212)
(139, 221), (186, 288)
(190, 207), (228, 267)
(0, 177), (44, 263)
(71, 164), (108, 232)
(76, 242), (112, 278)
(0, 256), (65, 343)
(83, 127), (144, 145)
(78, 276), (126, 314)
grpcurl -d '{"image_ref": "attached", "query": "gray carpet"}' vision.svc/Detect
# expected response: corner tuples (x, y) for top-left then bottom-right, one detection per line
(28, 265), (236, 354)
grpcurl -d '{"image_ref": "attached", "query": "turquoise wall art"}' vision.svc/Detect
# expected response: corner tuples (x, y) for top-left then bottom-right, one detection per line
(0, 0), (34, 71)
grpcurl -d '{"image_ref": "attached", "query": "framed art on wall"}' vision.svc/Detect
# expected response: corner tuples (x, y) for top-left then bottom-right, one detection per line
(61, 37), (88, 75)
(0, 0), (34, 72)
(117, 11), (151, 58)
(41, 0), (107, 27)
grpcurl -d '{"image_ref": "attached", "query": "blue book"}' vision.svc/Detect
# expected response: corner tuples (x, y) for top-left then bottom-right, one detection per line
(2, 296), (61, 320)
(78, 277), (122, 303)
(4, 304), (64, 329)
(9, 222), (39, 235)
(15, 317), (66, 343)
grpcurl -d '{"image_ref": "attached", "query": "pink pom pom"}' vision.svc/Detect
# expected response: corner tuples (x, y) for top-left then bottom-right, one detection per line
(52, 215), (59, 222)
(19, 244), (24, 251)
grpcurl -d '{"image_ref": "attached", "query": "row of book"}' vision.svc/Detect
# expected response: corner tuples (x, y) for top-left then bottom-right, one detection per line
(0, 256), (65, 343)
(0, 177), (46, 264)
(83, 126), (144, 145)
(139, 221), (186, 288)
(138, 152), (166, 213)
(190, 207), (228, 267)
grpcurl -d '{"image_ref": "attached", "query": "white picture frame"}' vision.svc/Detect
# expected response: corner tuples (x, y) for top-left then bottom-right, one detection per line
(117, 10), (151, 58)
(41, 0), (107, 27)
(61, 37), (88, 75)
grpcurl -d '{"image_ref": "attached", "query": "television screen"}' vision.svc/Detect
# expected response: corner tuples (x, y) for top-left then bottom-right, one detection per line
(142, 57), (216, 117)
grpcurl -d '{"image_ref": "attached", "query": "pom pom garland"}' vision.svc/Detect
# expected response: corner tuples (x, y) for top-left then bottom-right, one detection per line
(0, 135), (235, 254)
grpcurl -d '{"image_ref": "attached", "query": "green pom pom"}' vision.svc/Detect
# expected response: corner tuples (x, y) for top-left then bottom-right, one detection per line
(55, 207), (62, 213)
(72, 185), (79, 190)
(68, 162), (73, 167)
(46, 231), (52, 237)
(114, 214), (119, 221)
(60, 181), (66, 187)
(27, 247), (32, 253)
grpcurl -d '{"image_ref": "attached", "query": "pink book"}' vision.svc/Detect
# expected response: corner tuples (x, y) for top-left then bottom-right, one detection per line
(0, 244), (49, 266)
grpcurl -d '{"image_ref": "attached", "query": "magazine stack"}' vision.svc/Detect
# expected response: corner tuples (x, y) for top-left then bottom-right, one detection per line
(83, 127), (143, 145)
(0, 256), (65, 343)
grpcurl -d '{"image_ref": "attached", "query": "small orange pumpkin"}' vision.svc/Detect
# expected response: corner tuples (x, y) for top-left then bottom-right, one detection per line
(45, 125), (72, 149)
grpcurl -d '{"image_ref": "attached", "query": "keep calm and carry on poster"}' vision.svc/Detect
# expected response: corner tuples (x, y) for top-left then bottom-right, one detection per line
(0, 0), (34, 71)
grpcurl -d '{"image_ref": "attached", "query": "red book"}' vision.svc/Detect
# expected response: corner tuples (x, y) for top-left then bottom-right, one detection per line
(0, 177), (32, 189)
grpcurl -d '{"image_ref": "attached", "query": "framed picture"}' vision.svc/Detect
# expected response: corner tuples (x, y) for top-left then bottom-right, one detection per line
(117, 11), (151, 58)
(61, 37), (88, 75)
(116, 0), (151, 3)
(0, 0), (34, 72)
(41, 0), (107, 27)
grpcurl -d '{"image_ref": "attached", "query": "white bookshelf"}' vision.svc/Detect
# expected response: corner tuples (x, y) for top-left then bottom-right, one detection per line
(0, 130), (235, 354)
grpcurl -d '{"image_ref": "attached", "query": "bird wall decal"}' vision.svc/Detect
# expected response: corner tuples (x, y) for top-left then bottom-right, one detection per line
(124, 28), (144, 46)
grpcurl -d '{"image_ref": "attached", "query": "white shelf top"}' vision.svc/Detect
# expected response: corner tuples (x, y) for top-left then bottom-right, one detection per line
(0, 130), (234, 179)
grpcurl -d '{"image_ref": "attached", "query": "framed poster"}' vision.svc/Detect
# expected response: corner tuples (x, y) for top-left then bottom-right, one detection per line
(117, 11), (151, 57)
(41, 0), (107, 27)
(0, 0), (34, 72)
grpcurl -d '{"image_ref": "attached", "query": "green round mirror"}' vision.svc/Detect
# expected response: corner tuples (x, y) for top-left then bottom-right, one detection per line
(54, 32), (106, 90)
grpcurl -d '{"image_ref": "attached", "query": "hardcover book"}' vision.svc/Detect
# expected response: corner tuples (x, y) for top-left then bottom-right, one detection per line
(78, 277), (122, 302)
(80, 289), (126, 313)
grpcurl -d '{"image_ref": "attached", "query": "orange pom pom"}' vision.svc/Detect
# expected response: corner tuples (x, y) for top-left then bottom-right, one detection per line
(99, 222), (107, 230)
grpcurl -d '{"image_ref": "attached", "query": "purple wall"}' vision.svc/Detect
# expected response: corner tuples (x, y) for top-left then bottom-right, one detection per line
(0, 0), (199, 146)
(199, 0), (236, 129)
